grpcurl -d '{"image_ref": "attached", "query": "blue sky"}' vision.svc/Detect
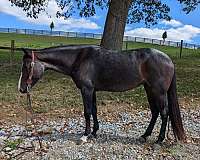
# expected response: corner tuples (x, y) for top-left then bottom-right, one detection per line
(0, 0), (200, 44)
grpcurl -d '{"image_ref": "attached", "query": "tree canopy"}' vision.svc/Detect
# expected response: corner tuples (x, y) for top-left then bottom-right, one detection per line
(9, 0), (200, 26)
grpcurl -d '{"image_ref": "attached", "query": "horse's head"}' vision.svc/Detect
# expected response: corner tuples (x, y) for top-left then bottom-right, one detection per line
(18, 49), (45, 93)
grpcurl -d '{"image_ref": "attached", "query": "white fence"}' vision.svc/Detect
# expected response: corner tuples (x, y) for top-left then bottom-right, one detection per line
(0, 27), (199, 49)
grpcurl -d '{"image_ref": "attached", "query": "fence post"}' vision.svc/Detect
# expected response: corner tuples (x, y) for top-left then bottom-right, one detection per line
(152, 39), (154, 44)
(125, 36), (128, 51)
(10, 40), (15, 66)
(180, 40), (183, 58)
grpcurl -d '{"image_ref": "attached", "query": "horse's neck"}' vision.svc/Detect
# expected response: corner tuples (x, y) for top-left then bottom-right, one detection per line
(37, 51), (77, 75)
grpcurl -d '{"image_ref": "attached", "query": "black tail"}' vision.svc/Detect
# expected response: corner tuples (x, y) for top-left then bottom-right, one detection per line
(167, 71), (186, 141)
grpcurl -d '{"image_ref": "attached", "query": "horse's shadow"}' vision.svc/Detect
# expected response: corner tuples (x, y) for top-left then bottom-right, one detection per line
(41, 131), (164, 147)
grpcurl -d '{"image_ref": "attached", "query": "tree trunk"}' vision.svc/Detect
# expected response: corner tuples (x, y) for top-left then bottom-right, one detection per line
(100, 0), (131, 51)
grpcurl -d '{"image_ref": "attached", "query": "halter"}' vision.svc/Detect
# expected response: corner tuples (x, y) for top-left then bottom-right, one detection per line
(27, 51), (36, 93)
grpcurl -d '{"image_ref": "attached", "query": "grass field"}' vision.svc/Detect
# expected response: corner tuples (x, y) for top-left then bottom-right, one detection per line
(0, 32), (199, 58)
(0, 32), (200, 117)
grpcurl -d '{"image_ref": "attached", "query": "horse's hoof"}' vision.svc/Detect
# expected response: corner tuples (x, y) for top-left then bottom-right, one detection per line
(76, 135), (88, 145)
(136, 136), (146, 144)
(80, 135), (88, 142)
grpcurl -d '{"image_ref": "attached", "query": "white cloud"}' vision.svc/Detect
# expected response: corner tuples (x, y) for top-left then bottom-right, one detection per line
(0, 0), (100, 31)
(160, 19), (183, 27)
(125, 23), (200, 42)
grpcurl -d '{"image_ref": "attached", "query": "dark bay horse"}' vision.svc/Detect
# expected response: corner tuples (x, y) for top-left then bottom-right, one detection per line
(18, 45), (186, 144)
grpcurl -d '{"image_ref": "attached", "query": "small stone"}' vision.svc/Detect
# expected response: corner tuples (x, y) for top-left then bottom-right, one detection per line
(4, 147), (12, 152)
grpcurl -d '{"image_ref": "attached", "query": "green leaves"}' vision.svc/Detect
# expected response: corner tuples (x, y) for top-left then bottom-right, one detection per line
(8, 0), (200, 27)
(4, 139), (23, 150)
(178, 0), (200, 14)
(128, 0), (171, 27)
(9, 0), (48, 18)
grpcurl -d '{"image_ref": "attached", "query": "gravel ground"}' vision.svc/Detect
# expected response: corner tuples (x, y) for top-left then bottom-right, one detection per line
(0, 107), (199, 160)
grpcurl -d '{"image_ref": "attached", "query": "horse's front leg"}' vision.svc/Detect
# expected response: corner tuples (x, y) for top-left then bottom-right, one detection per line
(91, 91), (99, 137)
(80, 86), (94, 142)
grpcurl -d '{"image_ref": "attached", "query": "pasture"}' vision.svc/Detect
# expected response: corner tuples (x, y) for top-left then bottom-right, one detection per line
(0, 32), (200, 118)
(0, 33), (200, 159)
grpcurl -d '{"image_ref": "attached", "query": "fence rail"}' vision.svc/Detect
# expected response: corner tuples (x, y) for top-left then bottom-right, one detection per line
(0, 27), (200, 49)
(0, 46), (22, 51)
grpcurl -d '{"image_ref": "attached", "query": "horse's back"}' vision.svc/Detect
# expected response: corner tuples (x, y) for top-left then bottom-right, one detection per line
(88, 47), (174, 92)
(90, 48), (144, 91)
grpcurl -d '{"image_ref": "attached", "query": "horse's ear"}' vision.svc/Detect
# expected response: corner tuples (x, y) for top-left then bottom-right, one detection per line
(22, 48), (31, 57)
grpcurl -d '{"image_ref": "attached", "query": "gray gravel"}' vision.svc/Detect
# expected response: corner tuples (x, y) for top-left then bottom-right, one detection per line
(0, 108), (199, 160)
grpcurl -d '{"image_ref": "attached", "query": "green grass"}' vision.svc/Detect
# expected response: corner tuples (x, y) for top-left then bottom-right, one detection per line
(0, 32), (100, 48)
(4, 139), (23, 150)
(0, 32), (200, 113)
(0, 32), (199, 58)
(125, 41), (200, 58)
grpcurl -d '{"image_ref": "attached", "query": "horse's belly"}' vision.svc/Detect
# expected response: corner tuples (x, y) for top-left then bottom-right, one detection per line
(98, 83), (141, 92)
(95, 73), (143, 92)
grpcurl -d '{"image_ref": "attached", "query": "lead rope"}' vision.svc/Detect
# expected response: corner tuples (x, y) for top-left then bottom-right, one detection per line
(26, 86), (43, 150)
(12, 55), (44, 159)
(25, 51), (43, 152)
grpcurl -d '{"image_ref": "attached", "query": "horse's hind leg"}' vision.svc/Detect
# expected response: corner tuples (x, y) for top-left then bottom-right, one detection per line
(140, 85), (159, 142)
(141, 84), (169, 143)
(156, 93), (169, 143)
(91, 91), (99, 137)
